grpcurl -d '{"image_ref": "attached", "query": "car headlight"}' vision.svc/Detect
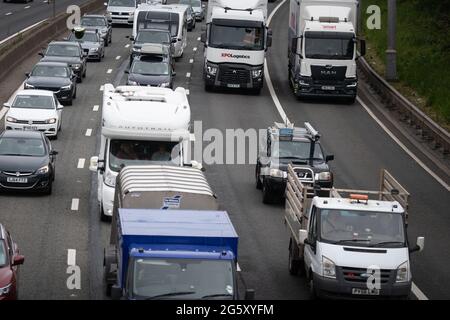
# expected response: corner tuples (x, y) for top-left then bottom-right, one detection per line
(90, 48), (98, 52)
(104, 171), (116, 188)
(46, 118), (57, 124)
(132, 47), (141, 53)
(24, 83), (35, 89)
(0, 284), (11, 296)
(61, 84), (71, 90)
(106, 12), (111, 17)
(127, 80), (138, 85)
(159, 82), (170, 88)
(6, 116), (17, 123)
(396, 261), (409, 282)
(322, 256), (336, 279)
(206, 64), (217, 76)
(71, 64), (81, 70)
(36, 165), (49, 175)
(315, 171), (332, 181)
(251, 69), (263, 78)
(269, 168), (286, 178)
(299, 79), (310, 86)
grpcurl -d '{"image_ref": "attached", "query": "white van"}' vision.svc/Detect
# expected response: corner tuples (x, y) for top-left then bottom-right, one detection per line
(133, 4), (188, 58)
(105, 0), (138, 26)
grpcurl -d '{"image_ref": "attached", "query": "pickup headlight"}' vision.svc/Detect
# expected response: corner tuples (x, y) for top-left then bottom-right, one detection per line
(46, 118), (57, 124)
(36, 165), (49, 175)
(206, 64), (217, 76)
(6, 116), (17, 123)
(322, 256), (336, 279)
(0, 283), (11, 296)
(160, 82), (170, 88)
(132, 47), (141, 53)
(104, 170), (116, 188)
(269, 168), (286, 178)
(251, 69), (263, 78)
(61, 84), (71, 90)
(396, 261), (409, 282)
(24, 83), (35, 89)
(127, 80), (138, 85)
(71, 64), (81, 70)
(315, 171), (332, 181)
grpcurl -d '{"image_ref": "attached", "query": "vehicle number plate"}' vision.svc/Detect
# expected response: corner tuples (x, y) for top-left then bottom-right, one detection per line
(227, 84), (240, 88)
(321, 86), (335, 91)
(23, 126), (38, 131)
(352, 288), (380, 296)
(7, 177), (28, 183)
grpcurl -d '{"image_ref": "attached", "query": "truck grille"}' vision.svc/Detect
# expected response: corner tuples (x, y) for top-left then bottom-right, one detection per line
(341, 266), (393, 284)
(218, 66), (250, 85)
(311, 65), (346, 82)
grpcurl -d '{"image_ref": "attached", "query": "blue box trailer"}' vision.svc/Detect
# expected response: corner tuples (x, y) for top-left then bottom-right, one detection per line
(105, 209), (253, 300)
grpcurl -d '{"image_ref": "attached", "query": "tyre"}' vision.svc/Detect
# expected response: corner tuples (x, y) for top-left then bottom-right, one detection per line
(347, 96), (356, 104)
(308, 274), (317, 300)
(43, 180), (53, 195)
(255, 166), (262, 189)
(100, 205), (111, 222)
(82, 69), (86, 78)
(104, 39), (108, 47)
(73, 87), (77, 99)
(77, 76), (82, 83)
(204, 83), (213, 92)
(262, 180), (274, 204)
(288, 239), (304, 276)
(67, 98), (72, 106)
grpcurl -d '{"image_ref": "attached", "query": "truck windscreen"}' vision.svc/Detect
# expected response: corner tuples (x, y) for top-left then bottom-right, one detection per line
(209, 22), (264, 51)
(305, 32), (355, 60)
(131, 258), (234, 299)
(138, 11), (179, 37)
(108, 140), (178, 172)
(319, 209), (406, 247)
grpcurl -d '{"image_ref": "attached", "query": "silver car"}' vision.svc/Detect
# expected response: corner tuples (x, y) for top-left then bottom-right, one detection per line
(68, 30), (105, 62)
(80, 14), (112, 47)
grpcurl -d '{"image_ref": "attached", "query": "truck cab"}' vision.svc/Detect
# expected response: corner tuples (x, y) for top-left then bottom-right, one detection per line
(256, 122), (334, 203)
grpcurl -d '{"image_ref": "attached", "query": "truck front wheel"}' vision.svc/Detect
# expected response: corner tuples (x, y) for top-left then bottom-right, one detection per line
(262, 180), (274, 204)
(288, 239), (304, 276)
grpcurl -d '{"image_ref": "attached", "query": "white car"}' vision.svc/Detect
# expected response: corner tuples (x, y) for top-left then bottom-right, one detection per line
(4, 90), (63, 139)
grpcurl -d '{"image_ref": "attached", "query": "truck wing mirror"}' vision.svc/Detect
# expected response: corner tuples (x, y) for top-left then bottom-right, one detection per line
(360, 39), (366, 57)
(244, 289), (255, 300)
(200, 32), (206, 44)
(89, 156), (104, 172)
(111, 285), (122, 300)
(299, 229), (308, 244)
(410, 236), (425, 253)
(266, 28), (272, 48)
(325, 154), (334, 162)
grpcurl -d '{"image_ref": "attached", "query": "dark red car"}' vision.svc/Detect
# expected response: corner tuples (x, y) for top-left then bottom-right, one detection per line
(0, 224), (24, 300)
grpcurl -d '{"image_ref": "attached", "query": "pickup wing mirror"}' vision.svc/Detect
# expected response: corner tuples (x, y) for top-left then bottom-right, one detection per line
(104, 2), (108, 6)
(89, 156), (99, 172)
(325, 154), (334, 162)
(244, 289), (255, 300)
(25, 72), (30, 78)
(50, 150), (59, 156)
(38, 52), (44, 57)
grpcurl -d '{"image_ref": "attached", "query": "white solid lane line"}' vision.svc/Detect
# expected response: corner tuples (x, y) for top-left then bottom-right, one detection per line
(77, 158), (85, 169)
(0, 19), (47, 46)
(93, 105), (99, 111)
(67, 249), (76, 266)
(24, 6), (31, 9)
(85, 129), (92, 136)
(265, 0), (431, 300)
(107, 69), (112, 74)
(71, 199), (79, 211)
(5, 12), (12, 16)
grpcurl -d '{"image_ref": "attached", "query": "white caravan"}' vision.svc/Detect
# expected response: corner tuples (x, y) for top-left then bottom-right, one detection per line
(133, 4), (188, 58)
(89, 84), (192, 221)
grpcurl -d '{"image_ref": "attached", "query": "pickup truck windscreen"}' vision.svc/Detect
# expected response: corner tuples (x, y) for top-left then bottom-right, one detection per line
(210, 20), (264, 51)
(108, 140), (178, 172)
(131, 258), (234, 299)
(271, 140), (324, 161)
(305, 31), (354, 60)
(319, 209), (406, 247)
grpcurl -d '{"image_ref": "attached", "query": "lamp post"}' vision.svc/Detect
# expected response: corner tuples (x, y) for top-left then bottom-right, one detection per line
(386, 0), (398, 81)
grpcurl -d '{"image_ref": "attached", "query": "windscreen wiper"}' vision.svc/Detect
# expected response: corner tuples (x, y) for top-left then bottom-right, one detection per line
(145, 291), (196, 300)
(332, 239), (371, 244)
(201, 293), (233, 299)
(369, 241), (405, 247)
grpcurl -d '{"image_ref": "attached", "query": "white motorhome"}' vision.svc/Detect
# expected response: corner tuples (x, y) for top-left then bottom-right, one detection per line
(284, 164), (424, 299)
(133, 4), (189, 58)
(89, 84), (192, 221)
(201, 0), (272, 94)
(288, 0), (366, 103)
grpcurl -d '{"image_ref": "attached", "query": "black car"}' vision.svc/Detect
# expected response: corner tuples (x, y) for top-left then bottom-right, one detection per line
(186, 5), (196, 31)
(255, 122), (334, 204)
(24, 62), (77, 105)
(80, 14), (112, 47)
(128, 29), (174, 66)
(39, 41), (87, 83)
(126, 55), (175, 88)
(0, 131), (58, 195)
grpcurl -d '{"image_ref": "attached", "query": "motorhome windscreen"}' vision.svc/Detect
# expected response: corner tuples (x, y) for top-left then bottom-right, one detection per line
(137, 11), (179, 37)
(209, 19), (264, 51)
(108, 140), (178, 172)
(319, 209), (406, 247)
(304, 31), (354, 60)
(136, 30), (171, 44)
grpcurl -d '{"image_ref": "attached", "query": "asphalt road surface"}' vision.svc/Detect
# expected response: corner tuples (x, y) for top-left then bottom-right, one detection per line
(0, 0), (449, 299)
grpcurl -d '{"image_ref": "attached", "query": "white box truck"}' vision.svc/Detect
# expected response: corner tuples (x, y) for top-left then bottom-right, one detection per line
(201, 0), (272, 94)
(288, 0), (366, 103)
(284, 164), (424, 299)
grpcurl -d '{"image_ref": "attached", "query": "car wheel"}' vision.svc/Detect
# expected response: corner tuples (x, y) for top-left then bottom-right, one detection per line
(255, 165), (262, 189)
(104, 39), (108, 47)
(308, 274), (317, 300)
(100, 205), (111, 222)
(82, 69), (86, 78)
(288, 239), (303, 276)
(73, 87), (77, 99)
(67, 98), (72, 106)
(262, 180), (273, 204)
(77, 76), (82, 83)
(58, 120), (62, 132)
(44, 180), (53, 195)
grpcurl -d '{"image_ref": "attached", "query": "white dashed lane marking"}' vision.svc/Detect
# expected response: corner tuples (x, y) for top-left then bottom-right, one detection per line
(189, 59), (194, 64)
(186, 72), (191, 78)
(115, 56), (121, 60)
(93, 105), (99, 111)
(77, 158), (85, 169)
(71, 199), (79, 211)
(85, 129), (92, 136)
(107, 69), (112, 74)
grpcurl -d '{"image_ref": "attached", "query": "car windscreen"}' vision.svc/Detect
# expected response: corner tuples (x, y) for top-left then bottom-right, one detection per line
(305, 32), (355, 60)
(69, 32), (98, 42)
(132, 258), (234, 299)
(136, 30), (171, 44)
(180, 0), (200, 7)
(81, 17), (106, 26)
(210, 22), (264, 50)
(109, 0), (135, 7)
(46, 44), (80, 57)
(137, 11), (179, 37)
(12, 95), (55, 109)
(0, 241), (7, 267)
(319, 209), (406, 247)
(0, 137), (46, 157)
(31, 66), (69, 78)
(131, 61), (169, 75)
(108, 140), (178, 172)
(271, 140), (324, 160)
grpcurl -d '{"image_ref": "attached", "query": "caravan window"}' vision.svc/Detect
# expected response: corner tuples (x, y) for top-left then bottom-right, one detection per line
(137, 11), (179, 37)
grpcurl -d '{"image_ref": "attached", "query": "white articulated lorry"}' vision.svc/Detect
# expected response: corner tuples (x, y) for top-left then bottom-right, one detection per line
(288, 0), (366, 103)
(89, 84), (194, 221)
(284, 164), (425, 299)
(201, 0), (272, 94)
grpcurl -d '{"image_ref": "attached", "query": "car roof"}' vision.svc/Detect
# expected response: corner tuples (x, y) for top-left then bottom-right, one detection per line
(15, 89), (55, 97)
(49, 41), (80, 46)
(138, 28), (171, 34)
(34, 61), (70, 68)
(82, 14), (106, 18)
(0, 224), (5, 240)
(0, 130), (44, 140)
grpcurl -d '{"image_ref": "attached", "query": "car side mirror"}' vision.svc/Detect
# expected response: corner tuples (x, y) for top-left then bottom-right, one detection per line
(200, 32), (206, 44)
(104, 2), (108, 6)
(57, 105), (64, 110)
(124, 70), (129, 74)
(13, 255), (25, 266)
(3, 102), (11, 108)
(89, 156), (99, 172)
(325, 155), (334, 162)
(83, 52), (88, 57)
(111, 285), (122, 300)
(266, 28), (272, 48)
(38, 52), (44, 57)
(50, 150), (59, 156)
(25, 72), (30, 78)
(172, 71), (176, 76)
(244, 289), (255, 300)
(171, 38), (177, 44)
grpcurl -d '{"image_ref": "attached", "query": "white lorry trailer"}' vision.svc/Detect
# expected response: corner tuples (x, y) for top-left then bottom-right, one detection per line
(288, 0), (366, 103)
(284, 164), (424, 299)
(89, 84), (193, 221)
(201, 0), (272, 93)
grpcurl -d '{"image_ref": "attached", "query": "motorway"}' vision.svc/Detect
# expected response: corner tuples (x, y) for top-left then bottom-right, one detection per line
(0, 0), (449, 300)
